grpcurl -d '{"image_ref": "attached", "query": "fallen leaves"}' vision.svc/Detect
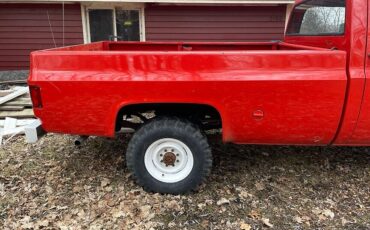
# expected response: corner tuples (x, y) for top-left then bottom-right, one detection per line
(72, 185), (83, 193)
(313, 208), (335, 221)
(168, 222), (176, 228)
(294, 215), (311, 225)
(255, 181), (265, 191)
(247, 210), (273, 228)
(139, 205), (154, 220)
(164, 199), (182, 211)
(197, 202), (206, 210)
(236, 186), (253, 200)
(1, 134), (370, 229)
(248, 210), (261, 220)
(294, 215), (302, 223)
(35, 219), (49, 228)
(45, 184), (53, 194)
(111, 208), (125, 219)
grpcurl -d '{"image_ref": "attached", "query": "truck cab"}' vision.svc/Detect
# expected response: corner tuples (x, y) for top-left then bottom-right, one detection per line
(286, 0), (370, 145)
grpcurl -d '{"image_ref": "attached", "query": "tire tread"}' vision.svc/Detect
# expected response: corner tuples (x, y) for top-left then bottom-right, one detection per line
(126, 117), (212, 194)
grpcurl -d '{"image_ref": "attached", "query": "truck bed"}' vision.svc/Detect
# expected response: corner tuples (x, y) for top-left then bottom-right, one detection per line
(42, 41), (329, 52)
(29, 41), (347, 145)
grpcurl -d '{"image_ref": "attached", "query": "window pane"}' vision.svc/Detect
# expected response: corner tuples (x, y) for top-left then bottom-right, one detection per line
(116, 10), (140, 41)
(287, 0), (345, 36)
(89, 9), (114, 42)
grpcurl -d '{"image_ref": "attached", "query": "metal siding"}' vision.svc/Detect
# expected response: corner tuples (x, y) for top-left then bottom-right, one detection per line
(0, 4), (83, 70)
(145, 5), (286, 42)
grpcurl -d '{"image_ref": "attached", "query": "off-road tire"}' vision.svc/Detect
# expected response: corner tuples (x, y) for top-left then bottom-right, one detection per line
(126, 117), (212, 194)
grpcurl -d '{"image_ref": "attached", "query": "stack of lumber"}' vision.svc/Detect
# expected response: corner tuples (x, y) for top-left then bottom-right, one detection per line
(0, 86), (39, 145)
(0, 87), (34, 118)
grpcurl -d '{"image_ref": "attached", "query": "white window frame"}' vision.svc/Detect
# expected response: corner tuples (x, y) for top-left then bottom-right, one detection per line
(81, 3), (146, 43)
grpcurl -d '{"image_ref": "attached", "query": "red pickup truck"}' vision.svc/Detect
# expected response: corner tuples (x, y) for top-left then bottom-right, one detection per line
(29, 0), (368, 194)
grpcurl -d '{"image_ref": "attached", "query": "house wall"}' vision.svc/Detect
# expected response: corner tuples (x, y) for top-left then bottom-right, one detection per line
(0, 3), (83, 70)
(145, 5), (286, 41)
(0, 3), (288, 71)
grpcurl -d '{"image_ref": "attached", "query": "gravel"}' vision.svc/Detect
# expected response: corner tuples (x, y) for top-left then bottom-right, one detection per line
(0, 71), (29, 81)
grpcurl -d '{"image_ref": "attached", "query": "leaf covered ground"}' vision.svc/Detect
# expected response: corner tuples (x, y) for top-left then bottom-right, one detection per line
(1, 133), (370, 229)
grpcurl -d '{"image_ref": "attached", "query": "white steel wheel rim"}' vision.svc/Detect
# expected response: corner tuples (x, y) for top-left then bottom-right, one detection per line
(144, 138), (194, 183)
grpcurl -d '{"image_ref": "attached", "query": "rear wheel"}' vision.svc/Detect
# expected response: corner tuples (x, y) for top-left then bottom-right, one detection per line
(126, 117), (212, 194)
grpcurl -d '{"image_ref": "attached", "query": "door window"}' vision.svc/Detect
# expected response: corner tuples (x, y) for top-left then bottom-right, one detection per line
(88, 8), (142, 42)
(88, 9), (114, 42)
(286, 0), (346, 36)
(116, 10), (140, 41)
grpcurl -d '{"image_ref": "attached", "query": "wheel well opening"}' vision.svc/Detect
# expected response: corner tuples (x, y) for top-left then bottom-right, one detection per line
(115, 103), (222, 132)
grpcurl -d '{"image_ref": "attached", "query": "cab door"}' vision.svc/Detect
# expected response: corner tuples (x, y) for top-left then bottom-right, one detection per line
(342, 0), (370, 145)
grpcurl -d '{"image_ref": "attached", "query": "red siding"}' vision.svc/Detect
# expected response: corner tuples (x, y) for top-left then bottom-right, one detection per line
(145, 5), (286, 42)
(0, 4), (83, 70)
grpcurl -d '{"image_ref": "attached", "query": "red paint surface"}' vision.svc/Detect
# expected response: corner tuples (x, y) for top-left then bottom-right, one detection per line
(285, 0), (368, 145)
(338, 0), (370, 145)
(29, 42), (347, 145)
(29, 0), (370, 146)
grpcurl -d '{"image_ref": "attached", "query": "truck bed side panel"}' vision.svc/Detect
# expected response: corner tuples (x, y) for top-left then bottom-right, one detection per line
(29, 50), (347, 145)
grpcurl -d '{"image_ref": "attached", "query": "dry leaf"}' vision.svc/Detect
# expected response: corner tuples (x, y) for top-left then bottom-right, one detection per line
(217, 198), (230, 206)
(77, 209), (86, 218)
(105, 186), (113, 192)
(164, 200), (182, 211)
(101, 178), (111, 187)
(197, 203), (206, 209)
(341, 217), (349, 226)
(248, 210), (261, 220)
(312, 208), (321, 215)
(139, 205), (155, 220)
(238, 189), (253, 199)
(318, 214), (327, 221)
(205, 199), (213, 205)
(201, 219), (209, 228)
(294, 216), (302, 223)
(58, 224), (69, 230)
(240, 221), (252, 230)
(242, 191), (252, 197)
(72, 185), (83, 193)
(313, 208), (334, 220)
(261, 218), (273, 228)
(45, 185), (53, 194)
(255, 182), (265, 191)
(112, 208), (125, 219)
(35, 219), (49, 228)
(322, 209), (334, 219)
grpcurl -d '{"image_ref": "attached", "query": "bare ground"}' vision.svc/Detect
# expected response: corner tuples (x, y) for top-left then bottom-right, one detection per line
(1, 133), (370, 229)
